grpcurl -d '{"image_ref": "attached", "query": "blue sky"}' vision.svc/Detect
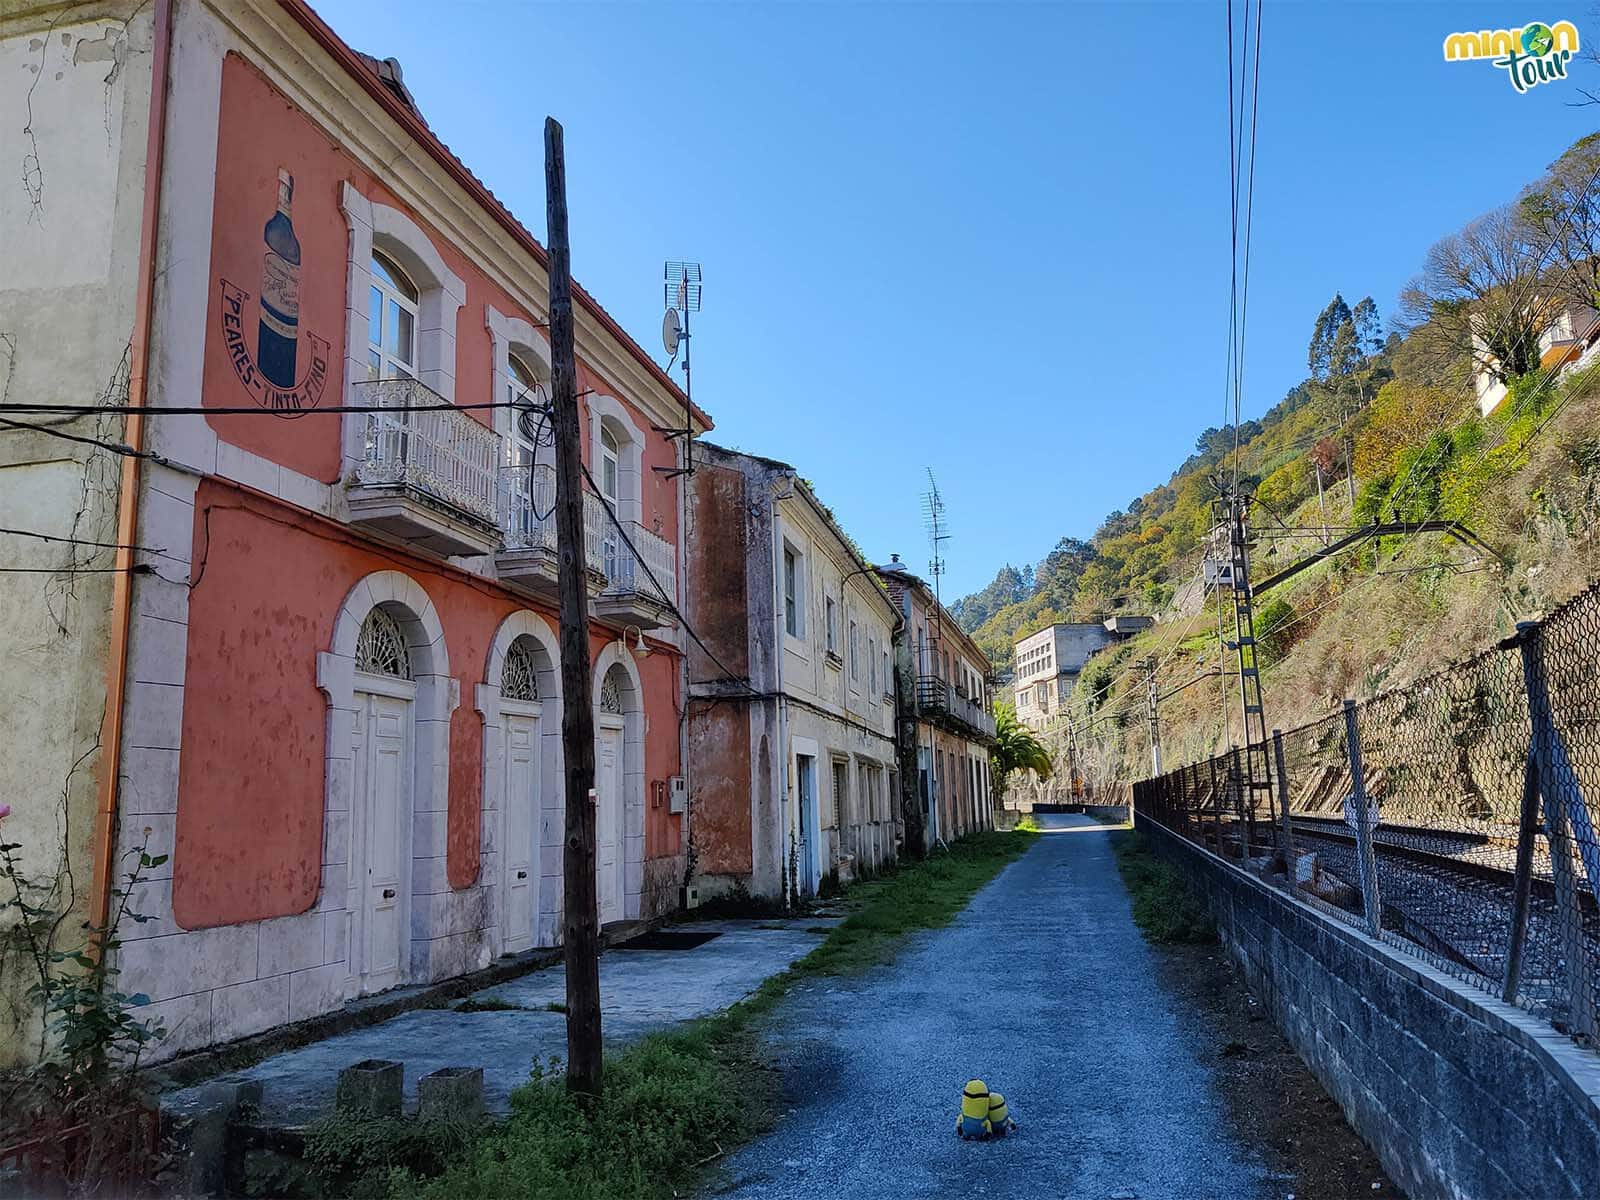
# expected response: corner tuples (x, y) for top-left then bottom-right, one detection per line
(314, 0), (1599, 599)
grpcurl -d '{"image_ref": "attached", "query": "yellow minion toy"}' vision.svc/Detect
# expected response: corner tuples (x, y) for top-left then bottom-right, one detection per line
(956, 1079), (992, 1140)
(986, 1090), (1018, 1137)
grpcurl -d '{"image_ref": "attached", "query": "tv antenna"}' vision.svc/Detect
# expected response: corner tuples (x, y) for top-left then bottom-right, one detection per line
(653, 261), (701, 480)
(922, 468), (950, 638)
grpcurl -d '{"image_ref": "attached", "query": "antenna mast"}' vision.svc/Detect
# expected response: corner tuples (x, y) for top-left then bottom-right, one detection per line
(921, 468), (950, 640)
(655, 261), (701, 480)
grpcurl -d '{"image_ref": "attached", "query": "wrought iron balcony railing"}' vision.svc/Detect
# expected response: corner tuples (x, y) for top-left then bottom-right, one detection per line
(500, 462), (557, 553)
(587, 495), (676, 606)
(355, 378), (499, 524)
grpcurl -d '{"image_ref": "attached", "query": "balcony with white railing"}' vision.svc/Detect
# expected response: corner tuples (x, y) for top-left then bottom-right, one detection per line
(589, 495), (677, 630)
(348, 378), (501, 556)
(495, 462), (560, 597)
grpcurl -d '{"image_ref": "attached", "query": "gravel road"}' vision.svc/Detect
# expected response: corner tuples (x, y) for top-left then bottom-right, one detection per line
(705, 814), (1275, 1200)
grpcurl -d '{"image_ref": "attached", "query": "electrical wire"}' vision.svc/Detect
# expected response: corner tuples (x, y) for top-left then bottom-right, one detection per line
(0, 526), (169, 557)
(0, 415), (153, 459)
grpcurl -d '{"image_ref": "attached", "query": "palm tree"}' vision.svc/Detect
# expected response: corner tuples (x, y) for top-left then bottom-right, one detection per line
(990, 704), (1053, 805)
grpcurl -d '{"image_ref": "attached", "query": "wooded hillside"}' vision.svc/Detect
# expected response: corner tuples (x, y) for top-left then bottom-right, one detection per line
(956, 132), (1600, 786)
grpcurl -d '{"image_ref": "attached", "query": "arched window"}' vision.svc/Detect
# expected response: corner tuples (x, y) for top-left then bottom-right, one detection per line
(505, 354), (544, 470)
(368, 252), (418, 380)
(356, 607), (412, 678)
(599, 667), (625, 714)
(599, 425), (620, 504)
(502, 635), (541, 702)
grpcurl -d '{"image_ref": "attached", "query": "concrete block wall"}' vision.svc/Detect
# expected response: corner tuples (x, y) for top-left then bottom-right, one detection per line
(1139, 816), (1600, 1200)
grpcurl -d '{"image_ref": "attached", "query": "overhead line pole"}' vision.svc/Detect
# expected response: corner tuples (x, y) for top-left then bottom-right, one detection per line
(1144, 655), (1162, 777)
(546, 117), (602, 1100)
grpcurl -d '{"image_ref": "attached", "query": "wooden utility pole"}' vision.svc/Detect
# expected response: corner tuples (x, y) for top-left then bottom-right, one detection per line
(545, 117), (602, 1098)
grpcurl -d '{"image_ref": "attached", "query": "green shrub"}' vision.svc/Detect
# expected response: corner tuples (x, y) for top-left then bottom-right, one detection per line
(1254, 596), (1295, 667)
(1113, 833), (1215, 944)
(306, 1114), (475, 1199)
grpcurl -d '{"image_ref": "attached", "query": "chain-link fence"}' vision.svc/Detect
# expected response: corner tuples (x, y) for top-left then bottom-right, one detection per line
(1134, 577), (1600, 1043)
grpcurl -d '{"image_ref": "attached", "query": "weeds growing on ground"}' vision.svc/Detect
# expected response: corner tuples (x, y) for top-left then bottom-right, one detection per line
(1113, 832), (1215, 944)
(453, 997), (523, 1013)
(355, 830), (1037, 1200)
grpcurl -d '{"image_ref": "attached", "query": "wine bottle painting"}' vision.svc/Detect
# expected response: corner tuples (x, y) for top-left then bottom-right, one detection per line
(257, 169), (302, 389)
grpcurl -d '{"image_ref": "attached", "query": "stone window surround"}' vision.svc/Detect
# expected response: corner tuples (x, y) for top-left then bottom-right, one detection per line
(339, 183), (467, 480)
(485, 305), (553, 471)
(587, 392), (646, 529)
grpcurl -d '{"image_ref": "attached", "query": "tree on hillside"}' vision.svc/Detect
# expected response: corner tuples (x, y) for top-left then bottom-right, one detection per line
(1352, 296), (1384, 359)
(1354, 379), (1468, 483)
(950, 564), (1031, 633)
(1398, 203), (1559, 386)
(1308, 436), (1340, 540)
(1034, 537), (1094, 610)
(990, 704), (1052, 804)
(1309, 293), (1388, 504)
(1521, 133), (1600, 311)
(1307, 294), (1354, 379)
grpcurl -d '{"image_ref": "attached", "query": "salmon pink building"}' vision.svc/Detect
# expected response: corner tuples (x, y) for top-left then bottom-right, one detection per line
(0, 0), (707, 1060)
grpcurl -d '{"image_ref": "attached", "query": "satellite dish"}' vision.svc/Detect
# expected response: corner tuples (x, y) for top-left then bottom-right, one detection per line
(662, 308), (681, 357)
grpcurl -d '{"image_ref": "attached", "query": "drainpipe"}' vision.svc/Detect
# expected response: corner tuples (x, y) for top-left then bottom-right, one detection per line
(770, 472), (796, 906)
(90, 0), (173, 949)
(677, 424), (691, 896)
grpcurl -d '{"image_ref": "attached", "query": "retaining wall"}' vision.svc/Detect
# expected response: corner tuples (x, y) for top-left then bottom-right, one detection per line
(1137, 815), (1600, 1200)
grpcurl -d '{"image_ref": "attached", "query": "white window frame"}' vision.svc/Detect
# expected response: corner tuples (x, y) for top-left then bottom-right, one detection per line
(586, 394), (646, 529)
(783, 542), (805, 640)
(367, 251), (418, 381)
(869, 636), (877, 693)
(825, 596), (838, 656)
(600, 425), (621, 504)
(849, 619), (860, 682)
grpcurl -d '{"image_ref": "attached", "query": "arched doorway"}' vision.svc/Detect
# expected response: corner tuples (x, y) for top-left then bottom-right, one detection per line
(319, 570), (455, 998)
(477, 611), (562, 956)
(350, 604), (416, 996)
(592, 648), (645, 925)
(596, 665), (628, 925)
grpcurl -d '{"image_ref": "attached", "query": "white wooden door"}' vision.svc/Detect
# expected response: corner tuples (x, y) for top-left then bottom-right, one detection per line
(796, 754), (818, 895)
(595, 724), (623, 925)
(355, 690), (410, 994)
(503, 712), (539, 953)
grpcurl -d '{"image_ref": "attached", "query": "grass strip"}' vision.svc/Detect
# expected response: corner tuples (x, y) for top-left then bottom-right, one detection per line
(1112, 830), (1216, 945)
(302, 830), (1035, 1200)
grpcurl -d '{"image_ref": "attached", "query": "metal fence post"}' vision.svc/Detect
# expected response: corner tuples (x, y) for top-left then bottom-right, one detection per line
(1231, 746), (1249, 863)
(1208, 757), (1222, 853)
(1342, 699), (1382, 937)
(1272, 728), (1295, 881)
(1515, 620), (1598, 1039)
(1504, 750), (1540, 1005)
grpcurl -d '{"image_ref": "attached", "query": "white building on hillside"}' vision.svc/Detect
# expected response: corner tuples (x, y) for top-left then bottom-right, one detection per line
(1012, 617), (1153, 730)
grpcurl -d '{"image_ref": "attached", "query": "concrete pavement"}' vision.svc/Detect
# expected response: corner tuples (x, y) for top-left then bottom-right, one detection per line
(706, 813), (1274, 1199)
(162, 918), (834, 1127)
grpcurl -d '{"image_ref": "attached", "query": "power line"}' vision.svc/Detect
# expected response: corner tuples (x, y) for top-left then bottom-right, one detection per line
(0, 397), (580, 417)
(0, 526), (167, 556)
(0, 415), (153, 459)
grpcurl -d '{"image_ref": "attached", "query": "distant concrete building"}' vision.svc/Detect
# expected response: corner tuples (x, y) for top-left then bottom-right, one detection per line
(1012, 617), (1153, 730)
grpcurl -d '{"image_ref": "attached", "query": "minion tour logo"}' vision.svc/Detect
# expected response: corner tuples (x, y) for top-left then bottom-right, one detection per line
(1444, 20), (1580, 93)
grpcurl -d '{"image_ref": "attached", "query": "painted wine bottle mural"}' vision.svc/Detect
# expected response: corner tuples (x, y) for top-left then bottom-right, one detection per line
(257, 169), (301, 389)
